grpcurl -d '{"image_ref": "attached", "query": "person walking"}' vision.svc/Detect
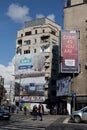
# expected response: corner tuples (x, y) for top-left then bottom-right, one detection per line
(32, 105), (37, 120)
(38, 103), (44, 121)
(24, 106), (27, 115)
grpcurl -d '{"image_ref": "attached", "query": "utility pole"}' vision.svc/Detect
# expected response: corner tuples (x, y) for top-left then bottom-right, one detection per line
(19, 74), (21, 107)
(72, 73), (76, 112)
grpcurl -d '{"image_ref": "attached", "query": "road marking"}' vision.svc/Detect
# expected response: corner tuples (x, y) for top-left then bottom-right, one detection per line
(63, 117), (70, 123)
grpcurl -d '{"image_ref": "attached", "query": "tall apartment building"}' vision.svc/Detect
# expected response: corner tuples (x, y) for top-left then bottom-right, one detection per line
(15, 18), (61, 104)
(64, 0), (87, 110)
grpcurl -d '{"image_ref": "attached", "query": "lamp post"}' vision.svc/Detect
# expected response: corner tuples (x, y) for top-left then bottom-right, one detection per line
(19, 74), (21, 107)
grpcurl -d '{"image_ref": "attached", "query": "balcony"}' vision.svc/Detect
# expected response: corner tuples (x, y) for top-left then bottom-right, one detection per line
(45, 62), (50, 67)
(17, 39), (22, 47)
(45, 71), (50, 77)
(44, 52), (50, 57)
(40, 35), (50, 44)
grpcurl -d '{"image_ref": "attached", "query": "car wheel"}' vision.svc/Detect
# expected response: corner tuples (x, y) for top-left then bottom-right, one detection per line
(74, 116), (81, 123)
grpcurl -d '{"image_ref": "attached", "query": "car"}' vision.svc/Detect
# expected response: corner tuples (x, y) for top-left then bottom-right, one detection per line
(0, 107), (11, 120)
(71, 106), (87, 123)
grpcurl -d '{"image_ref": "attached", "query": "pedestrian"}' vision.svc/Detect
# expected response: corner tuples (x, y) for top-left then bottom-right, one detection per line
(38, 103), (44, 121)
(16, 106), (19, 113)
(32, 105), (37, 120)
(54, 105), (57, 115)
(24, 106), (27, 115)
(11, 105), (15, 113)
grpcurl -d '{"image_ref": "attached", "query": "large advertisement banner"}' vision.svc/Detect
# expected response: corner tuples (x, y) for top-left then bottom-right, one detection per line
(56, 77), (71, 96)
(15, 53), (45, 78)
(15, 77), (45, 96)
(61, 30), (79, 73)
(14, 53), (46, 97)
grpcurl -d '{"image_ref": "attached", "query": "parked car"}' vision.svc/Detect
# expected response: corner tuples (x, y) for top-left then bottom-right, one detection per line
(71, 106), (87, 123)
(0, 107), (11, 120)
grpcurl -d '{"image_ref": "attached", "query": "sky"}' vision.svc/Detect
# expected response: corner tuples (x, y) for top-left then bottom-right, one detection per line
(0, 0), (65, 87)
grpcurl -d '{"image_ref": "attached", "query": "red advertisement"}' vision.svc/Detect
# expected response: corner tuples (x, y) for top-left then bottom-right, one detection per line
(61, 30), (79, 73)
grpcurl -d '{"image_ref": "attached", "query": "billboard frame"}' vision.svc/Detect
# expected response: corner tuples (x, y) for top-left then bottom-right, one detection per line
(60, 30), (79, 73)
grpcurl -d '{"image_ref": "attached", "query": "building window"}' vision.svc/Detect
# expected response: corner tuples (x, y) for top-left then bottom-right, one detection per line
(67, 0), (71, 7)
(35, 39), (37, 43)
(21, 34), (23, 37)
(34, 49), (36, 53)
(24, 40), (31, 45)
(85, 19), (87, 22)
(25, 31), (31, 36)
(43, 29), (45, 33)
(24, 50), (30, 54)
(16, 47), (22, 54)
(51, 30), (56, 35)
(77, 30), (80, 39)
(35, 30), (37, 34)
(83, 0), (87, 3)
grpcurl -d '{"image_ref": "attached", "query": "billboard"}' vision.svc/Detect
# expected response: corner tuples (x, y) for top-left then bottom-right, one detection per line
(15, 53), (45, 78)
(61, 30), (79, 73)
(14, 53), (46, 97)
(20, 96), (45, 102)
(56, 77), (71, 96)
(15, 76), (45, 96)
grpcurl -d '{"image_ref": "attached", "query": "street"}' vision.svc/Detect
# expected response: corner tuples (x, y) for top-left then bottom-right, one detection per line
(0, 112), (87, 130)
(0, 112), (65, 130)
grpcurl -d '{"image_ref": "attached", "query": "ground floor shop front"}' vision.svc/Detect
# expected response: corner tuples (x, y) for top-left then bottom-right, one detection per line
(49, 95), (87, 115)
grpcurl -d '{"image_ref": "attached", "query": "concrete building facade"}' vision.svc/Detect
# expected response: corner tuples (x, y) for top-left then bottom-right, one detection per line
(15, 18), (61, 104)
(64, 0), (87, 110)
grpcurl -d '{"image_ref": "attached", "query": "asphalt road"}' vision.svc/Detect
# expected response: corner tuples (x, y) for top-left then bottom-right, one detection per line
(0, 113), (65, 130)
(0, 112), (87, 130)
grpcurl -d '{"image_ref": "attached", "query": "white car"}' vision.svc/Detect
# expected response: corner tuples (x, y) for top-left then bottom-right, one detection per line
(71, 106), (87, 123)
(29, 103), (50, 115)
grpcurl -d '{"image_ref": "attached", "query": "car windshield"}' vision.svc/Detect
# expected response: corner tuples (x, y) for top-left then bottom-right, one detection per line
(81, 107), (87, 111)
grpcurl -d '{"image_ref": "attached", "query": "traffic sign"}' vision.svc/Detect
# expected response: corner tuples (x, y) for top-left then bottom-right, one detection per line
(72, 92), (76, 97)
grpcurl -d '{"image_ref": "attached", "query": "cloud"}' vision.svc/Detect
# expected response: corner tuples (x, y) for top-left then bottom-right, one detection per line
(47, 14), (55, 21)
(36, 14), (55, 21)
(0, 57), (15, 87)
(36, 14), (45, 19)
(6, 3), (31, 23)
(6, 3), (55, 23)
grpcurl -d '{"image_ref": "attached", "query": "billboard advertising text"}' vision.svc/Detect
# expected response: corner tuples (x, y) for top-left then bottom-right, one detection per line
(61, 30), (79, 73)
(15, 53), (45, 78)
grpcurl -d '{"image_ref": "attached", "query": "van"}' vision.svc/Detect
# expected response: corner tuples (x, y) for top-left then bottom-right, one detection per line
(29, 102), (50, 115)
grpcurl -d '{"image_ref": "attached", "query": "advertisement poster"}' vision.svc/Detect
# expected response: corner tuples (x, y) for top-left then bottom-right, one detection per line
(56, 77), (71, 96)
(15, 77), (45, 96)
(61, 30), (79, 73)
(14, 53), (46, 97)
(15, 53), (45, 78)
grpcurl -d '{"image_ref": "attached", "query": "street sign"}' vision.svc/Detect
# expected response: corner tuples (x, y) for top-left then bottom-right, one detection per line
(72, 92), (76, 97)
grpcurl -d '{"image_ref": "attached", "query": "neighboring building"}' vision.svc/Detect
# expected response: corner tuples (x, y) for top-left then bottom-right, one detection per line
(5, 83), (14, 103)
(64, 0), (87, 112)
(15, 18), (61, 105)
(0, 76), (6, 105)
